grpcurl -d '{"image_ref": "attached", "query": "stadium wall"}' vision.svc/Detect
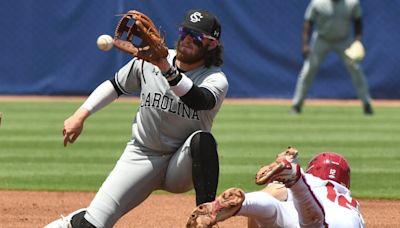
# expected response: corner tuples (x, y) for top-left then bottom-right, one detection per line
(0, 0), (398, 99)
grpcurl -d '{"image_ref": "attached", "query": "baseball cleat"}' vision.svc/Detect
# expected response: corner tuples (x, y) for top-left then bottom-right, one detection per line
(186, 187), (245, 228)
(255, 146), (301, 187)
(363, 103), (373, 115)
(289, 105), (301, 114)
(44, 208), (86, 228)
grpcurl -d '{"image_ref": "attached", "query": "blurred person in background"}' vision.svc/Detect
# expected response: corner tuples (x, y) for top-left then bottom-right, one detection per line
(291, 0), (373, 115)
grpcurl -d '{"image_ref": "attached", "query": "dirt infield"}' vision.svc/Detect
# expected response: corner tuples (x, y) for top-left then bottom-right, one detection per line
(1, 191), (399, 228)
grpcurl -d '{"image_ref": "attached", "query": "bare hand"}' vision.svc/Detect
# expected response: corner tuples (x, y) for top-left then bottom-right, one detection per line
(62, 108), (90, 147)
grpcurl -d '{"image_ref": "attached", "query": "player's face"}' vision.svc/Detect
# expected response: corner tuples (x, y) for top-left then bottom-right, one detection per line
(176, 27), (214, 64)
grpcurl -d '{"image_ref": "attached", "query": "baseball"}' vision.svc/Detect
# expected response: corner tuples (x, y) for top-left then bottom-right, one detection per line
(97, 34), (114, 51)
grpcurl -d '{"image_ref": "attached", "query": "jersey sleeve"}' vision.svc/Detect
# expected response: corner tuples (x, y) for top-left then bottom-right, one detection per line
(113, 58), (142, 95)
(352, 0), (363, 19)
(304, 0), (316, 21)
(199, 72), (229, 107)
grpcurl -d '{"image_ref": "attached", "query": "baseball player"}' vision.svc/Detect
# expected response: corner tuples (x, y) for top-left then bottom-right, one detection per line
(45, 9), (228, 228)
(187, 147), (365, 228)
(291, 0), (373, 115)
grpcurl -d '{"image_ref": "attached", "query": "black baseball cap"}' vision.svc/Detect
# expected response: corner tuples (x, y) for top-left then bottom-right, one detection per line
(180, 9), (221, 40)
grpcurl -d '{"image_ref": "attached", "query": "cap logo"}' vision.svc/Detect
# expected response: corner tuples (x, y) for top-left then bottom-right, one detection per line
(190, 12), (203, 23)
(328, 169), (336, 179)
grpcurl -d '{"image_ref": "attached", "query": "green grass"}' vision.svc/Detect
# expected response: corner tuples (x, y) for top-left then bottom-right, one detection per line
(0, 100), (399, 199)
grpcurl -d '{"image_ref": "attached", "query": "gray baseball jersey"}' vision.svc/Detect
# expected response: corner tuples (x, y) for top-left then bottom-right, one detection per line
(83, 50), (229, 227)
(306, 0), (362, 41)
(114, 49), (228, 153)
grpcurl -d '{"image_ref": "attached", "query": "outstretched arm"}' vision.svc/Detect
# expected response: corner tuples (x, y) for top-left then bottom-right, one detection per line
(63, 107), (90, 147)
(62, 80), (118, 147)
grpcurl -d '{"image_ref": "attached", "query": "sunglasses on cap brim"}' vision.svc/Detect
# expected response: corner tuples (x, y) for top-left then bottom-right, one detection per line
(178, 27), (217, 43)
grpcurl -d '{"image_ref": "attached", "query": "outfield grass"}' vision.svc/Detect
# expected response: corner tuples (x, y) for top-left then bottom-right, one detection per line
(0, 100), (399, 199)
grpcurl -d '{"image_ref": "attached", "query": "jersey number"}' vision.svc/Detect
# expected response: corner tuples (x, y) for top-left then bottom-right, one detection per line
(326, 182), (357, 209)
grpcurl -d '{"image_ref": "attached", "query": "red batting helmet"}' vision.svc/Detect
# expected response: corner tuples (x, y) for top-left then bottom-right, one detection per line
(306, 152), (351, 188)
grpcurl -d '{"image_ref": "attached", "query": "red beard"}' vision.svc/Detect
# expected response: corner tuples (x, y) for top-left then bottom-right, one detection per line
(176, 40), (209, 64)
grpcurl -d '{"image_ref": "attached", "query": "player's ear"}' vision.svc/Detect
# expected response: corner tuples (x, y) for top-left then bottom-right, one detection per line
(207, 40), (219, 51)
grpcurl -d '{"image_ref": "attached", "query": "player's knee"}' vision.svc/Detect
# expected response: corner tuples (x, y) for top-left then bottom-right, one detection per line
(71, 210), (96, 228)
(190, 131), (217, 160)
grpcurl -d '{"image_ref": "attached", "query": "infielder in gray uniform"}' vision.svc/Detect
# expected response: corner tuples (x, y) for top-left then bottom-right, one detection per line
(291, 0), (373, 115)
(46, 9), (228, 228)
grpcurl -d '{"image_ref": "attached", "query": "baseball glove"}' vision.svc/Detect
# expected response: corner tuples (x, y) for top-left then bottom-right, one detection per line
(345, 40), (365, 62)
(113, 10), (168, 62)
